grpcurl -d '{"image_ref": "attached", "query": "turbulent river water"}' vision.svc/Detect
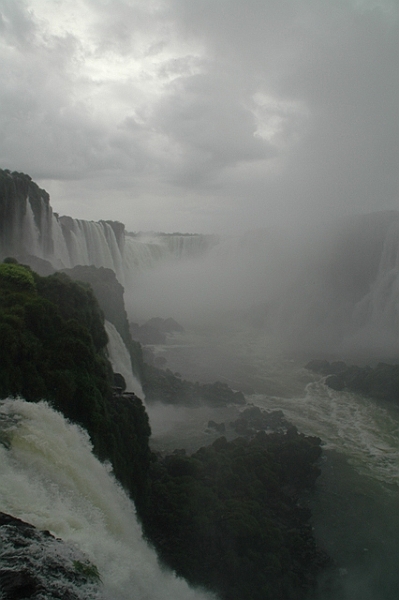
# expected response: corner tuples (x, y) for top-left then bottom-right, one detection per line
(147, 324), (399, 600)
(0, 399), (214, 600)
(0, 322), (398, 600)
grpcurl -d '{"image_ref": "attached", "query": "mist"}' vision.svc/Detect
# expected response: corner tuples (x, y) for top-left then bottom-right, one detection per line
(1, 171), (399, 599)
(125, 211), (399, 362)
(126, 228), (295, 325)
(0, 0), (397, 234)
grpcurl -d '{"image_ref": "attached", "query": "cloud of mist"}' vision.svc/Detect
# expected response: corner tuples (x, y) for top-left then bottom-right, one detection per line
(125, 227), (303, 329)
(125, 211), (399, 360)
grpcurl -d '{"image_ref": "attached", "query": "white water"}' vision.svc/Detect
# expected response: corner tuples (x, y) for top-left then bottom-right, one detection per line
(3, 190), (399, 355)
(345, 218), (399, 355)
(105, 320), (143, 397)
(147, 325), (399, 599)
(0, 398), (215, 600)
(0, 193), (215, 287)
(252, 382), (399, 485)
(152, 325), (399, 485)
(2, 178), (399, 597)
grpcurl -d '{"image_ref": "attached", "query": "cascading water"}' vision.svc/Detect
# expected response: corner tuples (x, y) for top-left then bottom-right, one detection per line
(0, 174), (216, 285)
(2, 171), (399, 354)
(2, 171), (399, 599)
(345, 218), (399, 355)
(0, 398), (214, 600)
(105, 320), (143, 397)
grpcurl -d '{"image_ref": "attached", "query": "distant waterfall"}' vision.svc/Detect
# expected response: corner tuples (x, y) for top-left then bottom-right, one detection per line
(105, 320), (143, 398)
(8, 204), (215, 284)
(0, 398), (214, 600)
(345, 219), (399, 354)
(2, 171), (399, 357)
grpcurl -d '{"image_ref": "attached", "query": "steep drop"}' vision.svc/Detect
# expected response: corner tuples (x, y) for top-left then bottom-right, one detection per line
(105, 320), (143, 397)
(0, 398), (214, 600)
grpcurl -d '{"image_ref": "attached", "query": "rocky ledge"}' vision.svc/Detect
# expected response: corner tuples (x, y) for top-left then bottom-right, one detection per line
(0, 513), (103, 600)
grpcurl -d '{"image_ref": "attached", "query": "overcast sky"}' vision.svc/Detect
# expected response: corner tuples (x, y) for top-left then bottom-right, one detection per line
(0, 0), (397, 233)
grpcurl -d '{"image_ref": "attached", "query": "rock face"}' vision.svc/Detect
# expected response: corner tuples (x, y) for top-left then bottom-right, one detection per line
(62, 265), (144, 382)
(0, 512), (103, 600)
(230, 406), (291, 435)
(0, 170), (53, 260)
(142, 430), (328, 600)
(0, 262), (152, 508)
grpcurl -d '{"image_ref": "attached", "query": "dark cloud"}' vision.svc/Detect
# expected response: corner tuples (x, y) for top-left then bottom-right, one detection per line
(151, 72), (276, 187)
(0, 0), (397, 232)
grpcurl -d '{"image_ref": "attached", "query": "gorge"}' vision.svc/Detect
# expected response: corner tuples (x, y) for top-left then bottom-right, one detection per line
(0, 169), (399, 600)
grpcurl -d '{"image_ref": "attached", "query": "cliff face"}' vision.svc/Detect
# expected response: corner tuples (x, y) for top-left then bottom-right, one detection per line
(0, 261), (151, 505)
(0, 169), (215, 284)
(0, 169), (53, 259)
(0, 170), (331, 598)
(62, 265), (144, 381)
(0, 169), (128, 277)
(0, 261), (109, 410)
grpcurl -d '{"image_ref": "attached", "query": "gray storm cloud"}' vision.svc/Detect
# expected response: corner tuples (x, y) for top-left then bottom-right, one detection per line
(0, 0), (397, 233)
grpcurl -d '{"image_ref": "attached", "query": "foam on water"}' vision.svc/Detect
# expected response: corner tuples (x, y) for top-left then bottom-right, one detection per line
(249, 380), (399, 485)
(0, 398), (215, 600)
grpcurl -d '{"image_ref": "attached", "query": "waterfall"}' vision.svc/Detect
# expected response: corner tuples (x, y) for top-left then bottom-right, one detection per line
(0, 197), (215, 284)
(0, 398), (214, 600)
(158, 234), (218, 258)
(2, 171), (399, 356)
(344, 219), (399, 354)
(105, 320), (143, 398)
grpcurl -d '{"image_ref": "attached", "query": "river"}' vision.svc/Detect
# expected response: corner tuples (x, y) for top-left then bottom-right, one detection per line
(147, 324), (399, 600)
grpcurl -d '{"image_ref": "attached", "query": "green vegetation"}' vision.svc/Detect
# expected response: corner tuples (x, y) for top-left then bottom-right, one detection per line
(73, 560), (101, 581)
(0, 260), (327, 597)
(141, 429), (326, 600)
(62, 265), (245, 407)
(0, 261), (36, 290)
(0, 261), (151, 507)
(62, 265), (144, 381)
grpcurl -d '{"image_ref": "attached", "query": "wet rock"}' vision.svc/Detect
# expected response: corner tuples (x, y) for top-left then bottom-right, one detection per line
(0, 512), (103, 600)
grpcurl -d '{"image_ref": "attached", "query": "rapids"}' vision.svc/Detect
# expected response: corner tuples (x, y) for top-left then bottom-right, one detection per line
(147, 325), (399, 600)
(0, 398), (214, 600)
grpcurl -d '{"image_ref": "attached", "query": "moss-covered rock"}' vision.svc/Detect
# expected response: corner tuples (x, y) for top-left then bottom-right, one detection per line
(0, 513), (102, 600)
(142, 364), (245, 407)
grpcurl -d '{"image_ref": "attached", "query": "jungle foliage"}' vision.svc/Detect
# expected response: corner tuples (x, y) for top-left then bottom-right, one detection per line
(0, 261), (151, 505)
(0, 260), (327, 597)
(62, 265), (145, 382)
(140, 429), (326, 600)
(142, 363), (246, 406)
